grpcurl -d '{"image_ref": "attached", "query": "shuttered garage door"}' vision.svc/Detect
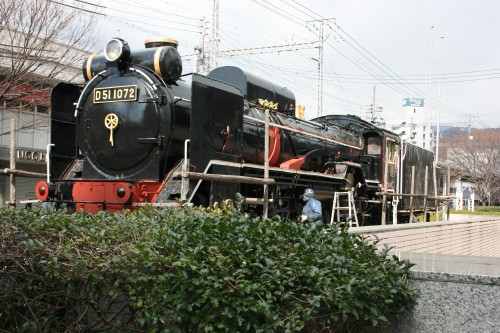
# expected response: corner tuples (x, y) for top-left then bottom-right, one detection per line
(0, 175), (44, 206)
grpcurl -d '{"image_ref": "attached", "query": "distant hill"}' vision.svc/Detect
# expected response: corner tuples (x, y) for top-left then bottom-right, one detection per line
(433, 126), (469, 138)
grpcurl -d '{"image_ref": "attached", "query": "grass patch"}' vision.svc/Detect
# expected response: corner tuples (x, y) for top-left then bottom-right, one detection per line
(450, 206), (500, 216)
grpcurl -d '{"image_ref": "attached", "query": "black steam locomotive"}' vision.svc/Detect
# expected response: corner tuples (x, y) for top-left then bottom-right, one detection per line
(35, 38), (436, 224)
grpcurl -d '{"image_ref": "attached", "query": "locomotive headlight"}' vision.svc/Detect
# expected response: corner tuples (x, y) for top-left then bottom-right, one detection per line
(104, 38), (130, 62)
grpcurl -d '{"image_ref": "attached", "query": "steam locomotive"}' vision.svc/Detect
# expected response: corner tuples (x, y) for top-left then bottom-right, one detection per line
(35, 38), (436, 224)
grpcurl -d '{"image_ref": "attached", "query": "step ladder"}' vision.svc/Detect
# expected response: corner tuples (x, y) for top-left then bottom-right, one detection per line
(330, 191), (359, 227)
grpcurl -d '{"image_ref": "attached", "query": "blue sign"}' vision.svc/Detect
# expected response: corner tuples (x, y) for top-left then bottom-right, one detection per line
(403, 98), (424, 107)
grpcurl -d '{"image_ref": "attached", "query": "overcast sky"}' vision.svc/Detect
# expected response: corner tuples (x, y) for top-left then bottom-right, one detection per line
(89, 0), (500, 128)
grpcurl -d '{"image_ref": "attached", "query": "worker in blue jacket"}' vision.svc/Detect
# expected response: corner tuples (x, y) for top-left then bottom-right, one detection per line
(299, 188), (323, 228)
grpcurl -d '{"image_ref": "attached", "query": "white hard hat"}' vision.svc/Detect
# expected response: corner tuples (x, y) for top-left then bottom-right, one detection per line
(304, 188), (315, 197)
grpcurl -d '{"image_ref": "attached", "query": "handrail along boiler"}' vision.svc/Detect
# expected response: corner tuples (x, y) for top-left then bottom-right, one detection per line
(36, 38), (436, 224)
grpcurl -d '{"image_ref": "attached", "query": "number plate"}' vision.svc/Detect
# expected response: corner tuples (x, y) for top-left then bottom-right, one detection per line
(93, 85), (138, 103)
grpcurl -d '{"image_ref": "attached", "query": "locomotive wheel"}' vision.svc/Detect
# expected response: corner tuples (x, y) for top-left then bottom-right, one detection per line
(263, 186), (297, 220)
(268, 198), (294, 219)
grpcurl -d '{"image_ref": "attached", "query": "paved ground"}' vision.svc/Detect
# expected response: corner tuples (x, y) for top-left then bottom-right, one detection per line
(394, 251), (500, 277)
(362, 216), (500, 332)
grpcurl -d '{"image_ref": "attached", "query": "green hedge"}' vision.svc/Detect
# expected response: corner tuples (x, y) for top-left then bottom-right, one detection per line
(0, 206), (417, 332)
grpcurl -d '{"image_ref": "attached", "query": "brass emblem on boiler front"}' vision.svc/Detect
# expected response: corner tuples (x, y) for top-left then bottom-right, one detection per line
(104, 113), (119, 146)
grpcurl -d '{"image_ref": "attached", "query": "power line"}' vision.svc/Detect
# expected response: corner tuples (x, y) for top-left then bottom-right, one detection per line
(267, 3), (476, 122)
(87, 0), (202, 27)
(330, 26), (470, 118)
(289, 0), (322, 20)
(318, 67), (500, 78)
(70, 0), (494, 126)
(49, 0), (106, 16)
(105, 0), (201, 21)
(249, 0), (305, 26)
(277, 0), (317, 20)
(74, 0), (105, 9)
(105, 15), (201, 34)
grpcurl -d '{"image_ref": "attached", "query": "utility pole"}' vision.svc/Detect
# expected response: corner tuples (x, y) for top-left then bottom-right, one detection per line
(194, 0), (322, 79)
(364, 85), (377, 122)
(194, 1), (219, 74)
(307, 18), (335, 118)
(363, 85), (385, 127)
(208, 0), (220, 72)
(194, 17), (207, 74)
(371, 85), (376, 121)
(467, 115), (473, 140)
(428, 26), (434, 150)
(436, 36), (444, 165)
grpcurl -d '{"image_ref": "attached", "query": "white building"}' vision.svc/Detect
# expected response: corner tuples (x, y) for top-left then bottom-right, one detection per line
(387, 98), (434, 151)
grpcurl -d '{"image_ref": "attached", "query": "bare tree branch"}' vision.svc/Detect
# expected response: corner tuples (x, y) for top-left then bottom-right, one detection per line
(442, 128), (500, 205)
(0, 0), (100, 109)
